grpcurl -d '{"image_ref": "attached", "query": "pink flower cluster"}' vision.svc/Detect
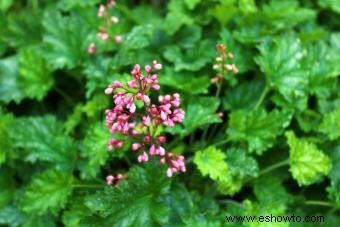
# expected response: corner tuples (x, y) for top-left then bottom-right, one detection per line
(106, 173), (125, 187)
(104, 61), (186, 179)
(87, 0), (123, 54)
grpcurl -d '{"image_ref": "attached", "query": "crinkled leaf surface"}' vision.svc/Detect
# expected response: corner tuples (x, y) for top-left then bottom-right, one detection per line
(286, 131), (331, 186)
(84, 166), (170, 226)
(227, 109), (291, 154)
(194, 146), (229, 181)
(320, 108), (340, 140)
(9, 115), (77, 170)
(20, 169), (74, 215)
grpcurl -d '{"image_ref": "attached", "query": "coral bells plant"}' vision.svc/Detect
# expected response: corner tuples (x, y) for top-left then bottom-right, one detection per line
(104, 61), (186, 180)
(87, 0), (123, 54)
(212, 44), (239, 93)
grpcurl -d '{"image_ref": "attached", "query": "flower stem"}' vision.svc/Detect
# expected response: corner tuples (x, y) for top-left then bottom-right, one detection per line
(254, 86), (269, 110)
(54, 87), (75, 106)
(258, 159), (290, 177)
(211, 138), (231, 147)
(305, 200), (334, 208)
(72, 184), (105, 189)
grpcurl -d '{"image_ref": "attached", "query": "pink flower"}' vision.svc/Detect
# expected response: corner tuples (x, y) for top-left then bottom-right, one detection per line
(106, 175), (114, 185)
(132, 143), (141, 151)
(114, 35), (124, 44)
(110, 16), (119, 24)
(143, 95), (150, 105)
(143, 116), (151, 126)
(145, 65), (152, 73)
(137, 151), (148, 162)
(104, 61), (186, 178)
(87, 43), (96, 54)
(157, 136), (166, 143)
(98, 4), (106, 17)
(167, 168), (173, 177)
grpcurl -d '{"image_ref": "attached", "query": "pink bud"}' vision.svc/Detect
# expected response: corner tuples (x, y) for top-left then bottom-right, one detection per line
(132, 143), (141, 151)
(157, 136), (166, 143)
(143, 95), (150, 104)
(144, 136), (150, 143)
(145, 65), (152, 73)
(116, 173), (125, 180)
(116, 141), (124, 148)
(159, 146), (165, 156)
(143, 116), (151, 126)
(110, 16), (119, 23)
(136, 92), (143, 100)
(152, 84), (160, 90)
(105, 87), (113, 94)
(129, 103), (136, 113)
(113, 80), (122, 88)
(114, 35), (123, 44)
(167, 168), (173, 177)
(87, 43), (96, 54)
(150, 144), (157, 156)
(132, 130), (140, 136)
(106, 175), (115, 185)
(160, 157), (166, 165)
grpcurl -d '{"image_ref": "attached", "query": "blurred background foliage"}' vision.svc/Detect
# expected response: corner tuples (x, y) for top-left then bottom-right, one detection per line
(0, 0), (339, 226)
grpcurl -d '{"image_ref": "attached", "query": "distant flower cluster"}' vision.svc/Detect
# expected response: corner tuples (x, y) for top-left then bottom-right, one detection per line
(104, 61), (186, 183)
(211, 44), (238, 84)
(87, 0), (123, 54)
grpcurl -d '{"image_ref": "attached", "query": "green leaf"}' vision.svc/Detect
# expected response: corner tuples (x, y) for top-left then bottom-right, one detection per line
(320, 108), (340, 140)
(0, 0), (13, 12)
(122, 24), (154, 50)
(302, 41), (338, 98)
(255, 34), (308, 106)
(64, 94), (109, 133)
(253, 176), (290, 213)
(167, 96), (221, 137)
(167, 184), (221, 226)
(216, 148), (258, 196)
(79, 122), (110, 179)
(227, 109), (291, 154)
(62, 197), (91, 227)
(160, 68), (210, 95)
(243, 199), (288, 226)
(164, 40), (215, 71)
(226, 148), (258, 179)
(84, 165), (171, 226)
(208, 0), (238, 25)
(175, 25), (202, 49)
(23, 214), (57, 227)
(10, 115), (77, 170)
(20, 169), (74, 215)
(19, 46), (53, 101)
(238, 0), (257, 14)
(0, 206), (26, 227)
(0, 168), (14, 208)
(164, 0), (193, 35)
(2, 10), (42, 48)
(286, 131), (332, 186)
(318, 0), (340, 13)
(223, 80), (264, 111)
(327, 145), (340, 208)
(42, 10), (90, 69)
(184, 0), (200, 10)
(0, 56), (25, 103)
(194, 146), (229, 181)
(57, 0), (100, 11)
(0, 112), (15, 165)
